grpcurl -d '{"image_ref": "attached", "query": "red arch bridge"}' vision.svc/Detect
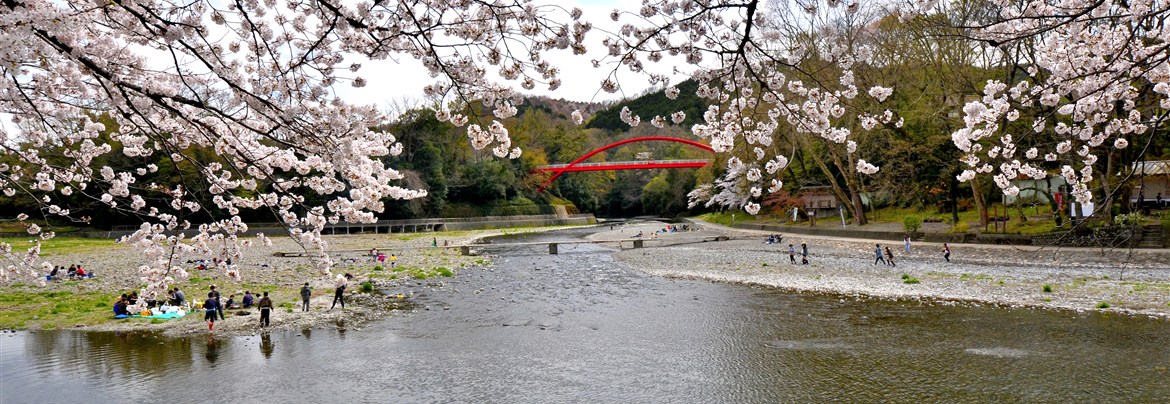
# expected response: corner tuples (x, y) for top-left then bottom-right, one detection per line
(531, 136), (714, 192)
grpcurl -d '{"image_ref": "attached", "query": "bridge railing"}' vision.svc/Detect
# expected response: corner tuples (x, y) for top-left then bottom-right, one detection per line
(537, 159), (710, 169)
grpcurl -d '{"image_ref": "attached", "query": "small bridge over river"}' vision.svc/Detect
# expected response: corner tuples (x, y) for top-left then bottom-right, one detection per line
(456, 234), (732, 255)
(532, 136), (714, 192)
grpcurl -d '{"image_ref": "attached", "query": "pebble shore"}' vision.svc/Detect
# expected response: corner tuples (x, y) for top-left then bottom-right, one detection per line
(604, 221), (1170, 319)
(21, 227), (556, 337)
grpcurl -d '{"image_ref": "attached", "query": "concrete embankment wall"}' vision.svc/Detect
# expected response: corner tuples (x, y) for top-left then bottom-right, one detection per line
(721, 222), (1146, 248)
(4, 214), (597, 240)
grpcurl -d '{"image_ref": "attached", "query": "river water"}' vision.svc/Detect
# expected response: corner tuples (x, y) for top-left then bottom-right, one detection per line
(2, 228), (1168, 402)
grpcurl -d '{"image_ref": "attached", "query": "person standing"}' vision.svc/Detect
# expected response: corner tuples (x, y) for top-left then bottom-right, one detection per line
(903, 235), (911, 253)
(432, 237), (437, 247)
(204, 292), (219, 332)
(943, 243), (952, 263)
(800, 243), (809, 265)
(210, 285), (224, 320)
(885, 246), (896, 267)
(257, 292), (273, 328)
(300, 283), (312, 312)
(874, 244), (887, 265)
(331, 276), (347, 310)
(788, 244), (797, 264)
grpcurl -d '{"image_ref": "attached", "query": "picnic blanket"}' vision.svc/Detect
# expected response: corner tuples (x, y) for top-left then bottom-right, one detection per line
(131, 310), (191, 320)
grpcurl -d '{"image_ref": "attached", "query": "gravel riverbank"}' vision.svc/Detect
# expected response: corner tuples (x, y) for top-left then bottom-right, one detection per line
(4, 226), (568, 337)
(602, 221), (1170, 319)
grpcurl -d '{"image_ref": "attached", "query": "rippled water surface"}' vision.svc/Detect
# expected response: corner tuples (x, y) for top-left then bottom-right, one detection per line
(3, 228), (1168, 402)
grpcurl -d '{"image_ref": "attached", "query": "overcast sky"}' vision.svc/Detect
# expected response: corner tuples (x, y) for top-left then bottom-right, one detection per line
(332, 0), (689, 112)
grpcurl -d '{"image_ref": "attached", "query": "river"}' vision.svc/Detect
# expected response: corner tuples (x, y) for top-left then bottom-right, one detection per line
(2, 228), (1167, 402)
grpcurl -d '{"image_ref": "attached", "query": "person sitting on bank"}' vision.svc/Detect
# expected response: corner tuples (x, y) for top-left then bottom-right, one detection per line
(48, 266), (59, 280)
(225, 295), (241, 309)
(67, 265), (77, 278)
(242, 291), (254, 309)
(75, 267), (87, 278)
(113, 297), (129, 316)
(172, 287), (186, 307)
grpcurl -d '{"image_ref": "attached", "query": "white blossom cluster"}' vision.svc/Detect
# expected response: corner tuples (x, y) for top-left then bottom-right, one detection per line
(597, 1), (889, 215)
(0, 0), (447, 294)
(949, 0), (1163, 205)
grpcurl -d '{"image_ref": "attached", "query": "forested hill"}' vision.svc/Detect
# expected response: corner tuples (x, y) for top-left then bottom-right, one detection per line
(585, 79), (707, 131)
(519, 96), (609, 119)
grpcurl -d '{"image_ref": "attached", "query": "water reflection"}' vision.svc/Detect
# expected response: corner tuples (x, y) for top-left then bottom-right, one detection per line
(260, 332), (273, 359)
(205, 336), (223, 364)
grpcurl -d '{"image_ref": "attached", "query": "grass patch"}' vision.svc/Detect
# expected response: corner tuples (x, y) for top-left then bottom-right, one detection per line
(435, 267), (453, 277)
(901, 274), (920, 284)
(187, 276), (212, 284)
(1123, 282), (1170, 293)
(0, 290), (121, 329)
(360, 281), (374, 292)
(1042, 284), (1053, 293)
(373, 265), (383, 271)
(693, 211), (739, 226)
(1096, 302), (1111, 309)
(0, 237), (121, 255)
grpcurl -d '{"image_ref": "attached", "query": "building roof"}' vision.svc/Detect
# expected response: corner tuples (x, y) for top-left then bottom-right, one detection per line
(1133, 160), (1170, 176)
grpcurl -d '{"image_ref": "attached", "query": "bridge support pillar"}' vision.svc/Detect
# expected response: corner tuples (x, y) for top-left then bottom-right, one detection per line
(549, 243), (558, 254)
(633, 240), (644, 248)
(460, 246), (471, 256)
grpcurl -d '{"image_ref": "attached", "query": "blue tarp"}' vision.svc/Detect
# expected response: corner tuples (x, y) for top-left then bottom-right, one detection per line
(131, 310), (191, 320)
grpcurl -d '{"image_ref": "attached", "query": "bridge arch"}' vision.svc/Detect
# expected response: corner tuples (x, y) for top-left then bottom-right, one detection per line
(536, 136), (714, 192)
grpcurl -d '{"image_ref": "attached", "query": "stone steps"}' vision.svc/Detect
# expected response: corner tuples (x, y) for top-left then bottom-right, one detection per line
(1138, 225), (1164, 248)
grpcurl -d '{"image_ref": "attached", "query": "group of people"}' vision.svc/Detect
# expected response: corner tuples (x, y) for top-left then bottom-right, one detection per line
(202, 285), (273, 332)
(1137, 192), (1165, 209)
(47, 264), (90, 280)
(370, 249), (398, 268)
(112, 292), (140, 316)
(187, 257), (231, 271)
(776, 238), (952, 266)
(764, 234), (783, 245)
(874, 244), (897, 267)
(166, 287), (186, 307)
(787, 243), (810, 265)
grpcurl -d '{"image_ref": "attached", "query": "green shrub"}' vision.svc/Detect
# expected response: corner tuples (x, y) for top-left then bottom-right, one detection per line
(901, 273), (920, 284)
(1116, 212), (1143, 226)
(373, 265), (383, 271)
(360, 281), (374, 292)
(903, 216), (923, 234)
(1096, 302), (1110, 309)
(950, 221), (969, 233)
(435, 267), (453, 277)
(1042, 284), (1053, 293)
